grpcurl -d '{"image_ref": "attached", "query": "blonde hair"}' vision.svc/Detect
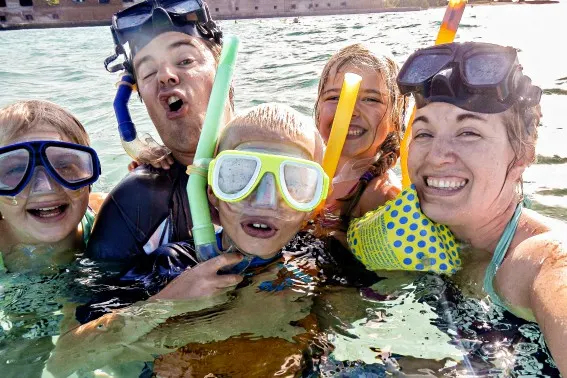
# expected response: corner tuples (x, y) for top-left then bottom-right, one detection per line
(0, 100), (90, 146)
(218, 102), (324, 163)
(315, 44), (406, 219)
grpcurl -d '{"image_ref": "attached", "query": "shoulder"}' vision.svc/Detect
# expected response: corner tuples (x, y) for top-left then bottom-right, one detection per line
(354, 169), (402, 218)
(108, 164), (182, 206)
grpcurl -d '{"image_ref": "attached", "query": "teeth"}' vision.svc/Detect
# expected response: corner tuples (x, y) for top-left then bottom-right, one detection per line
(426, 177), (466, 190)
(38, 206), (59, 211)
(252, 223), (269, 229)
(347, 128), (364, 137)
(167, 96), (181, 105)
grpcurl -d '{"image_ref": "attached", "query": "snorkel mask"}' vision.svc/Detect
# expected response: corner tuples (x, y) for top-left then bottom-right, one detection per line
(104, 0), (223, 165)
(0, 141), (101, 205)
(397, 42), (542, 114)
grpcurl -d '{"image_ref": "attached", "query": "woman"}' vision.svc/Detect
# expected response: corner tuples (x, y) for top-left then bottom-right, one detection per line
(400, 41), (567, 373)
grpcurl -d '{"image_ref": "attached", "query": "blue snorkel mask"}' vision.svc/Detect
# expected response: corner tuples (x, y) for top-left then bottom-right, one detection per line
(104, 0), (223, 165)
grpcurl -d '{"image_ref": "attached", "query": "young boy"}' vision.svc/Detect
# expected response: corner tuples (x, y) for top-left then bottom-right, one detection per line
(48, 103), (328, 377)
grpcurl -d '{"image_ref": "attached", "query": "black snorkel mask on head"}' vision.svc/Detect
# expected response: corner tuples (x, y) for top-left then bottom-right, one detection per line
(103, 0), (223, 165)
(397, 42), (542, 114)
(104, 0), (222, 75)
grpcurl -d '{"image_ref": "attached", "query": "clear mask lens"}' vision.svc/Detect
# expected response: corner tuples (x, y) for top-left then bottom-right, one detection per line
(464, 52), (514, 86)
(0, 148), (29, 191)
(45, 146), (95, 183)
(217, 156), (258, 195)
(400, 52), (452, 84)
(282, 163), (319, 204)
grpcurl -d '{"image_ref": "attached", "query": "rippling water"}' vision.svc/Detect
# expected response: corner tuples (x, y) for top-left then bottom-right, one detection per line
(0, 3), (566, 377)
(1, 2), (566, 219)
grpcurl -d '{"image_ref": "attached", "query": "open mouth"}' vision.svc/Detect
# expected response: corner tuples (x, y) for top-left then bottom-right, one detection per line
(424, 177), (468, 191)
(27, 204), (69, 220)
(347, 125), (367, 139)
(241, 220), (278, 239)
(167, 95), (184, 112)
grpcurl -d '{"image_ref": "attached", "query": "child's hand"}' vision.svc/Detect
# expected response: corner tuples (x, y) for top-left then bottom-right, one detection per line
(150, 254), (245, 300)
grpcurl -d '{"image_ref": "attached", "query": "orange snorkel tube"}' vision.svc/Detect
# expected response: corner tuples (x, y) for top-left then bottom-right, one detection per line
(400, 0), (468, 188)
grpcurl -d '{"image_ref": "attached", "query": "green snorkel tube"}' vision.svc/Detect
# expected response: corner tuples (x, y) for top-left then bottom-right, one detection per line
(186, 35), (239, 263)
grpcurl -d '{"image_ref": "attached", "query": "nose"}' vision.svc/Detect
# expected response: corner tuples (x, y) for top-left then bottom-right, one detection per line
(427, 136), (458, 167)
(29, 167), (59, 195)
(157, 63), (179, 88)
(249, 173), (279, 210)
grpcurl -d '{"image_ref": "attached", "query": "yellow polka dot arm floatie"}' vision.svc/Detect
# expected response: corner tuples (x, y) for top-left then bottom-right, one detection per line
(347, 185), (461, 275)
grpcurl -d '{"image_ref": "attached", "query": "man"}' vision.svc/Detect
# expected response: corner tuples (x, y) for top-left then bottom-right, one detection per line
(87, 0), (235, 264)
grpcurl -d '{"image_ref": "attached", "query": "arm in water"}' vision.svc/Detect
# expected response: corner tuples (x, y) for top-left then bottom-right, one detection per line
(46, 252), (243, 377)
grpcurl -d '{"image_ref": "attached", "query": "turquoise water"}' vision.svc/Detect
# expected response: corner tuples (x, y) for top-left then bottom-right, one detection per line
(1, 2), (566, 220)
(0, 3), (566, 377)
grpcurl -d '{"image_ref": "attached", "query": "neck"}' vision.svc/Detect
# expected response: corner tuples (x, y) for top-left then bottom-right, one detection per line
(173, 152), (195, 167)
(0, 223), (80, 273)
(449, 195), (520, 255)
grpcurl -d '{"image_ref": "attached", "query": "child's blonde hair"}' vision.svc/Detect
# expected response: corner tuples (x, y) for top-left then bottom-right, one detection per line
(218, 102), (325, 163)
(0, 100), (90, 146)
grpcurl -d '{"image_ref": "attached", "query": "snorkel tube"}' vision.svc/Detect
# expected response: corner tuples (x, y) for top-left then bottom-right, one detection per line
(314, 72), (362, 216)
(113, 74), (171, 164)
(186, 35), (239, 262)
(400, 0), (467, 188)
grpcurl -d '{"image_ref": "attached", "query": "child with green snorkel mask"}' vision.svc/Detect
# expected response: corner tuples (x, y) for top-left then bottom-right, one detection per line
(150, 102), (328, 298)
(207, 103), (328, 262)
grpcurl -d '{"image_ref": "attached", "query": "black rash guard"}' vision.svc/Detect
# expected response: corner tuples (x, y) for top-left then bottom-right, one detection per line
(86, 162), (193, 261)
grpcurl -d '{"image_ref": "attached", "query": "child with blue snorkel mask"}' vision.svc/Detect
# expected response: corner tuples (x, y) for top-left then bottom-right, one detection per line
(0, 100), (101, 273)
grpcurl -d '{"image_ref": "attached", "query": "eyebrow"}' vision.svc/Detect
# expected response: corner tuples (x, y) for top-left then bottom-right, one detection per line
(413, 115), (429, 124)
(134, 39), (199, 70)
(456, 113), (487, 122)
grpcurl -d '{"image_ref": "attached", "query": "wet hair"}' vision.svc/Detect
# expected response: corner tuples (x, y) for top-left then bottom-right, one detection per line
(314, 43), (406, 218)
(218, 103), (324, 163)
(0, 100), (90, 146)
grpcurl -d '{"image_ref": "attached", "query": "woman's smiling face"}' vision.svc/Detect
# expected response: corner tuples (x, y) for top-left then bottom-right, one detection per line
(408, 102), (522, 227)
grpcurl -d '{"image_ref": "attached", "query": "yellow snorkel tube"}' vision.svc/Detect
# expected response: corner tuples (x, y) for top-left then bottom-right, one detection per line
(186, 36), (239, 262)
(400, 0), (468, 188)
(348, 1), (468, 275)
(314, 73), (362, 218)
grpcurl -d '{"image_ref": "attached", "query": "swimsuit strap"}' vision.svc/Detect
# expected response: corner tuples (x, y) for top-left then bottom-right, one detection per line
(483, 203), (523, 309)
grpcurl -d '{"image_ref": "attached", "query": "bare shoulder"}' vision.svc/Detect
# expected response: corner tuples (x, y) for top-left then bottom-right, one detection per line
(353, 170), (401, 218)
(88, 192), (108, 214)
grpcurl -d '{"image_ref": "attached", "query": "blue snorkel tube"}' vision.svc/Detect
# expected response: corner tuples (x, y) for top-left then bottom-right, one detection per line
(186, 35), (239, 263)
(113, 74), (172, 164)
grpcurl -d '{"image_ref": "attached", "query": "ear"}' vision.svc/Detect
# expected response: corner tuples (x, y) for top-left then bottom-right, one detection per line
(207, 186), (220, 208)
(507, 155), (531, 183)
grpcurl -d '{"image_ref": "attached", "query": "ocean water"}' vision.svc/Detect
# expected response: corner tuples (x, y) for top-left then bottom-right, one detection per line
(0, 3), (566, 377)
(1, 2), (566, 220)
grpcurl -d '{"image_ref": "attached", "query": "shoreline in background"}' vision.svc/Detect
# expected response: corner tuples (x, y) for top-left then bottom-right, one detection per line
(1, 0), (559, 31)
